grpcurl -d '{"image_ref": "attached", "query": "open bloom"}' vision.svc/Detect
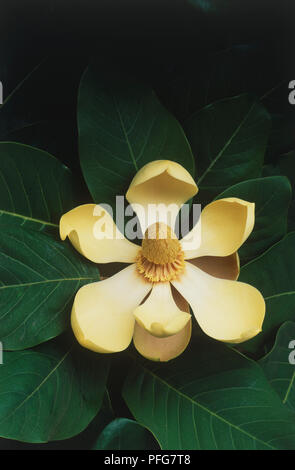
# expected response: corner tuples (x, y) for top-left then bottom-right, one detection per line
(60, 160), (265, 361)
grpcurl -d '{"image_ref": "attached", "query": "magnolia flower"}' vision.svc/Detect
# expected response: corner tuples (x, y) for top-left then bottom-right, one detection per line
(60, 160), (265, 361)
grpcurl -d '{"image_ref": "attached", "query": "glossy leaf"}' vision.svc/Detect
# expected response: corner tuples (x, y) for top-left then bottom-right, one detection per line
(0, 339), (109, 442)
(215, 176), (291, 262)
(260, 322), (295, 412)
(263, 151), (295, 231)
(93, 418), (159, 450)
(239, 233), (295, 355)
(78, 65), (194, 206)
(0, 391), (114, 450)
(0, 142), (79, 230)
(123, 337), (295, 450)
(0, 225), (99, 350)
(185, 94), (270, 204)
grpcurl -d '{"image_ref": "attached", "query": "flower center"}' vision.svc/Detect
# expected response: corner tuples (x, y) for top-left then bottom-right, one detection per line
(136, 222), (185, 283)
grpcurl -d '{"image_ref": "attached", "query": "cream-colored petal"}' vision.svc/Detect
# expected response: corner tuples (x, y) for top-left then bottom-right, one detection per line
(133, 289), (191, 361)
(133, 321), (192, 362)
(172, 262), (265, 344)
(181, 198), (255, 259)
(134, 282), (191, 338)
(60, 204), (140, 263)
(71, 264), (151, 353)
(126, 160), (198, 232)
(189, 252), (240, 281)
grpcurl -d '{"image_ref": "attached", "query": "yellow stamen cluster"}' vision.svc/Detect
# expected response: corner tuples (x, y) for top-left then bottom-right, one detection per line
(136, 222), (185, 283)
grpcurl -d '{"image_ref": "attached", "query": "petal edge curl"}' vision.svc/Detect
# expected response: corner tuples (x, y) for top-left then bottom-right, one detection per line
(134, 282), (191, 337)
(126, 160), (198, 232)
(71, 264), (151, 353)
(60, 204), (140, 263)
(172, 262), (265, 344)
(181, 197), (255, 259)
(133, 289), (191, 361)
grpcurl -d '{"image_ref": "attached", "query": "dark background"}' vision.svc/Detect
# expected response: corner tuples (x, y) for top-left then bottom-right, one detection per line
(1, 0), (295, 172)
(0, 0), (295, 450)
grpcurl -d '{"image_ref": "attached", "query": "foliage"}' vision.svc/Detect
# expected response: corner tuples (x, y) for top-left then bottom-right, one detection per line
(0, 0), (294, 450)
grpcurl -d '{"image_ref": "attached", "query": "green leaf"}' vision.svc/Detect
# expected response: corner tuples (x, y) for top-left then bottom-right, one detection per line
(184, 94), (270, 204)
(266, 112), (295, 161)
(93, 418), (160, 450)
(122, 337), (295, 450)
(263, 151), (295, 231)
(0, 225), (99, 350)
(78, 65), (194, 206)
(215, 176), (291, 262)
(260, 322), (295, 412)
(0, 339), (109, 442)
(0, 390), (114, 450)
(262, 79), (295, 160)
(239, 233), (295, 355)
(0, 142), (80, 230)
